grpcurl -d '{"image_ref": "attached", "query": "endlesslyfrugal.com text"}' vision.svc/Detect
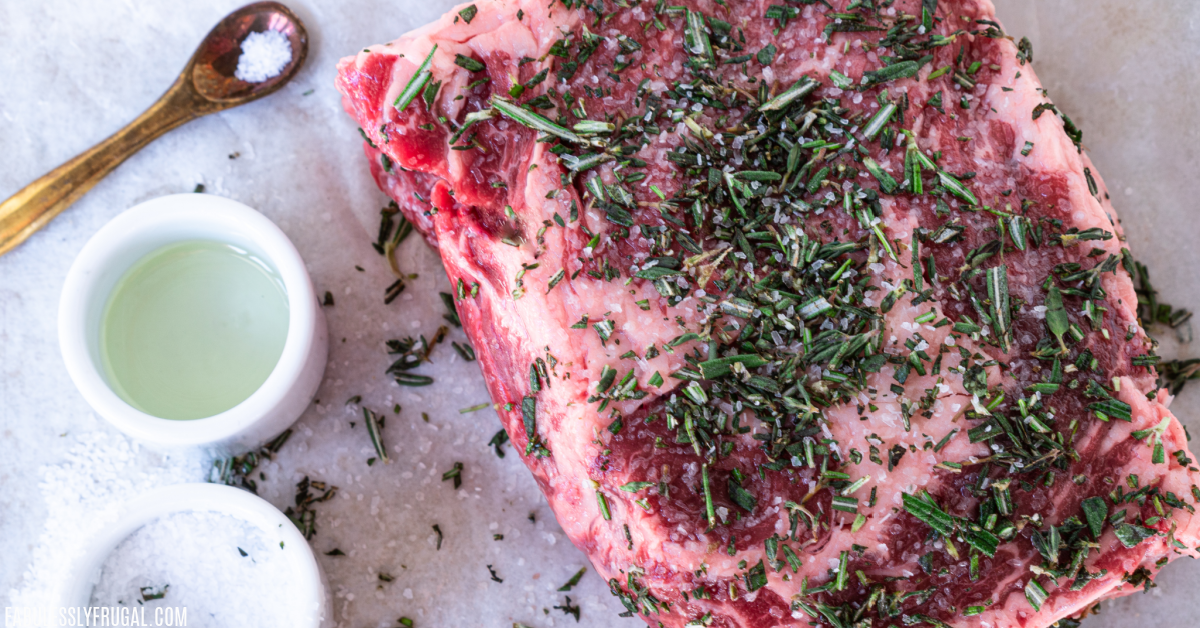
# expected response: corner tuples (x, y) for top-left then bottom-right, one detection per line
(5, 607), (187, 627)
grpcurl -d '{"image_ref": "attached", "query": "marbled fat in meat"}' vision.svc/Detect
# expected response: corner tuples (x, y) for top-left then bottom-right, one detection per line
(336, 2), (1200, 626)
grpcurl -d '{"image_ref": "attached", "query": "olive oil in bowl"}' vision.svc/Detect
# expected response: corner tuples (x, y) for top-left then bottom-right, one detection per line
(99, 240), (290, 420)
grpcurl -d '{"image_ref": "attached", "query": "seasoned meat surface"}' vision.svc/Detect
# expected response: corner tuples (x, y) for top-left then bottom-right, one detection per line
(337, 1), (1200, 626)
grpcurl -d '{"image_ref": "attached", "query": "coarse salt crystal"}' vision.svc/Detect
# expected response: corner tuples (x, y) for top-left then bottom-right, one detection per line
(91, 511), (302, 624)
(235, 30), (292, 83)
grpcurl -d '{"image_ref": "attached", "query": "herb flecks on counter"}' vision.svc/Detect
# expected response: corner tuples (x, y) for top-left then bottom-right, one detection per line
(285, 475), (338, 540)
(209, 429), (293, 493)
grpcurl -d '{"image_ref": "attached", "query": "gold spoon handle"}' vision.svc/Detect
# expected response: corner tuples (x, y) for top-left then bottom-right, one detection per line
(0, 78), (204, 257)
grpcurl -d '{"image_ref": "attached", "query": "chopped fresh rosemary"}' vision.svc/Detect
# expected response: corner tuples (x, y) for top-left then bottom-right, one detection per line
(140, 585), (168, 602)
(353, 2), (1200, 623)
(442, 461), (464, 488)
(393, 45), (438, 113)
(284, 476), (337, 540)
(558, 566), (587, 591)
(363, 407), (389, 463)
(491, 96), (583, 144)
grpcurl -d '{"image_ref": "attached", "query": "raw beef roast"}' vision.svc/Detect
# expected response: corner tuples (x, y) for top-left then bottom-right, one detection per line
(336, 1), (1200, 626)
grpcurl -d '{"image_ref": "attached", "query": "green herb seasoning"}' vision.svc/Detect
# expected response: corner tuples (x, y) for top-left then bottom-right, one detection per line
(358, 0), (1200, 622)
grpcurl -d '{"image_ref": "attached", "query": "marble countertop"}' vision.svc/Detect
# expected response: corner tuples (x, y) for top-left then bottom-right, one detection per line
(2, 1), (1198, 626)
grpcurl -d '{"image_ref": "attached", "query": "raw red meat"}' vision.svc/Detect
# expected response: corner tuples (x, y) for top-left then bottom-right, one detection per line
(337, 1), (1200, 626)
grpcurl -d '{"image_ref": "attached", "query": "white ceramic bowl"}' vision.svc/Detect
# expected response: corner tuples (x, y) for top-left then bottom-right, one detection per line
(59, 194), (327, 452)
(61, 483), (328, 625)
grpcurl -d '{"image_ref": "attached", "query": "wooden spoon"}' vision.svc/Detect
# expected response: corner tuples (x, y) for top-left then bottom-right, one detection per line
(0, 1), (308, 257)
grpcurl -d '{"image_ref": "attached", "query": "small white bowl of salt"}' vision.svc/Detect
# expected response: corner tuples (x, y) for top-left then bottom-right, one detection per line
(62, 483), (327, 626)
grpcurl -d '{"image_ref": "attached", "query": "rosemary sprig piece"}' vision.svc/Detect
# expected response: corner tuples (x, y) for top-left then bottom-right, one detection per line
(937, 169), (979, 206)
(902, 492), (998, 557)
(363, 407), (389, 463)
(987, 266), (1012, 352)
(490, 96), (583, 144)
(449, 108), (495, 145)
(758, 76), (820, 112)
(558, 567), (588, 591)
(442, 461), (464, 488)
(683, 10), (713, 65)
(393, 44), (438, 113)
(861, 101), (896, 141)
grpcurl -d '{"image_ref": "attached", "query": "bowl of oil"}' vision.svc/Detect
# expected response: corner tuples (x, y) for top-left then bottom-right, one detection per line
(59, 194), (327, 451)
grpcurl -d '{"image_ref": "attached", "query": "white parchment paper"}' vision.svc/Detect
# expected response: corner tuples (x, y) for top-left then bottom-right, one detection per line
(1, 1), (1196, 626)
